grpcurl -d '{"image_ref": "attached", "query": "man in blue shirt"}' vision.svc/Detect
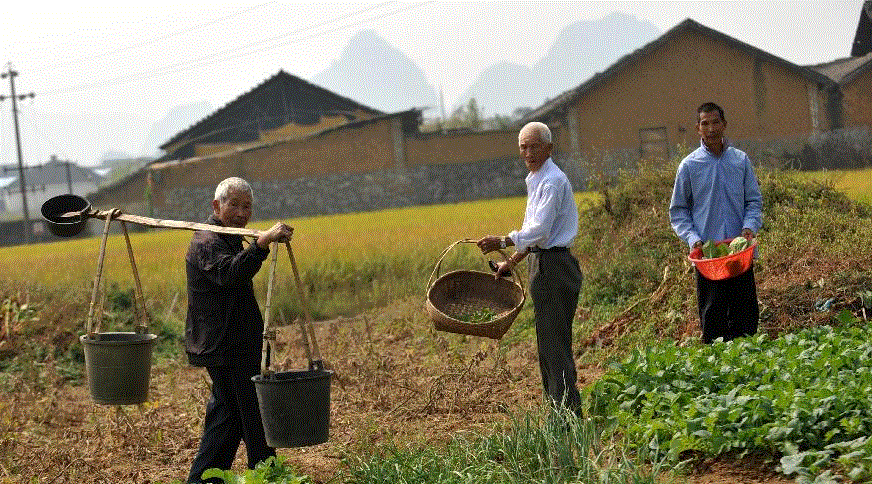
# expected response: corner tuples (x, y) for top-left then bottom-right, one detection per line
(670, 102), (763, 343)
(478, 121), (583, 412)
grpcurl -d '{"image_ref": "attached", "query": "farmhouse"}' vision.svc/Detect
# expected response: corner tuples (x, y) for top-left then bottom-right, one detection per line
(811, 52), (872, 130)
(520, 18), (871, 176)
(0, 157), (104, 245)
(157, 70), (383, 162)
(1, 156), (103, 219)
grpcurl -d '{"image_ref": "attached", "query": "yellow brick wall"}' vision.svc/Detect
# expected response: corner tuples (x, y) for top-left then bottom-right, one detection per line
(564, 31), (828, 158)
(842, 68), (872, 128)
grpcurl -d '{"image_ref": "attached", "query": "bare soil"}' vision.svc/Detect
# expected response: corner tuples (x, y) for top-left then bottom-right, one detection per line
(1, 299), (795, 484)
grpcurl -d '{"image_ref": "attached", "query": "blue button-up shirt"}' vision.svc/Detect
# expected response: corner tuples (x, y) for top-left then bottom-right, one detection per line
(508, 158), (578, 252)
(669, 140), (763, 248)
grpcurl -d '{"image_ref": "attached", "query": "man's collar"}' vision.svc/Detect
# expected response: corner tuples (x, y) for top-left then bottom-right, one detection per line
(700, 138), (728, 156)
(529, 157), (554, 175)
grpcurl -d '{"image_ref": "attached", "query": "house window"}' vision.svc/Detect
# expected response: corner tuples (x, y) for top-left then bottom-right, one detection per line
(639, 126), (668, 160)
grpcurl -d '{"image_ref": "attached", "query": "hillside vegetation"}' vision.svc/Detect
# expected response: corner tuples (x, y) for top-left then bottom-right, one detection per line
(571, 162), (871, 361)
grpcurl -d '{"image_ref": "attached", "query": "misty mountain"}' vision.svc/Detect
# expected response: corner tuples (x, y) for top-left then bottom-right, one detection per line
(459, 12), (661, 116)
(460, 61), (538, 118)
(312, 29), (438, 113)
(139, 101), (214, 157)
(24, 111), (154, 167)
(100, 149), (133, 162)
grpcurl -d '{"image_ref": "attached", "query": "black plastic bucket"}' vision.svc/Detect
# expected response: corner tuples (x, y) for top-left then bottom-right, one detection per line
(80, 332), (157, 405)
(41, 194), (91, 237)
(252, 369), (332, 448)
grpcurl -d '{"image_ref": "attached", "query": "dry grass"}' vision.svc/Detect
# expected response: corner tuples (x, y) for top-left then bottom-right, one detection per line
(0, 296), (593, 483)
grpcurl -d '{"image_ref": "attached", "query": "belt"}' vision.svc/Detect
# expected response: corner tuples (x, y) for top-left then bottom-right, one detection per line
(528, 246), (568, 253)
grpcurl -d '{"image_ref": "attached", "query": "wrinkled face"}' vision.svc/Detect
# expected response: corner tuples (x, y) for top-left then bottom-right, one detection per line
(212, 188), (252, 228)
(697, 110), (726, 146)
(518, 128), (553, 172)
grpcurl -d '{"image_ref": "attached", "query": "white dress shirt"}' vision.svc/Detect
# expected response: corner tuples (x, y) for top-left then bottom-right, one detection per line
(508, 158), (578, 252)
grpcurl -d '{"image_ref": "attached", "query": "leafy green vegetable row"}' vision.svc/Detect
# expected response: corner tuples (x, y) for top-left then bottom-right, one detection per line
(585, 325), (872, 483)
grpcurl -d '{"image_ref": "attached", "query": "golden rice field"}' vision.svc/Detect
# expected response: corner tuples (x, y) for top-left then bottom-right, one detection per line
(0, 194), (601, 318)
(1, 164), (867, 320)
(790, 167), (872, 204)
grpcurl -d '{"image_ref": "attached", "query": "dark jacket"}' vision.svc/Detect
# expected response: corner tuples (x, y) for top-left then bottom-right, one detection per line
(185, 215), (269, 367)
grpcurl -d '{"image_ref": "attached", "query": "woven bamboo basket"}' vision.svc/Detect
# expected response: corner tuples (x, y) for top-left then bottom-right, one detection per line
(426, 240), (525, 340)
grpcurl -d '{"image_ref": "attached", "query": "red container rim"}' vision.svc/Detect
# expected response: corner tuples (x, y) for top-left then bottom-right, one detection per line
(688, 238), (757, 263)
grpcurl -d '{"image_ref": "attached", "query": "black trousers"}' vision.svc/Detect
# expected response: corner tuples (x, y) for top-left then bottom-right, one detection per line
(695, 265), (759, 344)
(529, 250), (583, 410)
(188, 358), (275, 483)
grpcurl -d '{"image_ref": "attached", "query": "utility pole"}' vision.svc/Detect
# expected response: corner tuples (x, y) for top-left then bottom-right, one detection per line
(0, 64), (35, 244)
(64, 159), (72, 193)
(48, 154), (74, 193)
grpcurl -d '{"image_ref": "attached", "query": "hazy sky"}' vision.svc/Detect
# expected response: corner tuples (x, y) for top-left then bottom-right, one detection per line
(0, 1), (864, 167)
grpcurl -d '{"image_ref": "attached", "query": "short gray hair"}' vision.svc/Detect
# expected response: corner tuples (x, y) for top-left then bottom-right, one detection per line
(519, 122), (552, 143)
(214, 177), (252, 202)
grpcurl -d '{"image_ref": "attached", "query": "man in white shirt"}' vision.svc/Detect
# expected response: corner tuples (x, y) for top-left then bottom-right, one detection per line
(477, 121), (583, 412)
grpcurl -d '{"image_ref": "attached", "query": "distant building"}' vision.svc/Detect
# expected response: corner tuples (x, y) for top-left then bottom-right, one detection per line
(520, 18), (871, 179)
(1, 155), (104, 218)
(156, 70), (383, 162)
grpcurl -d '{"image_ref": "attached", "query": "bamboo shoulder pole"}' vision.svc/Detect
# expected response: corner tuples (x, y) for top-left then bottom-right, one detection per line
(69, 209), (264, 238)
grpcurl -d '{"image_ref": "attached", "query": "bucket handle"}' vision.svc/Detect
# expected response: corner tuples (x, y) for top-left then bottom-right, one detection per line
(285, 241), (322, 371)
(426, 239), (525, 295)
(120, 221), (149, 333)
(260, 243), (280, 377)
(85, 210), (150, 338)
(86, 209), (117, 337)
(259, 240), (323, 377)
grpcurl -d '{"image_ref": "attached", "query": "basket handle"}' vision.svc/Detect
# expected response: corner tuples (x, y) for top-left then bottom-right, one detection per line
(426, 239), (524, 294)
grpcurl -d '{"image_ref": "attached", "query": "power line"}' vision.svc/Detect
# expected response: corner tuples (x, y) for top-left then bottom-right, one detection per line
(38, 1), (397, 96)
(37, 1), (429, 97)
(15, 2), (279, 73)
(117, 2), (427, 85)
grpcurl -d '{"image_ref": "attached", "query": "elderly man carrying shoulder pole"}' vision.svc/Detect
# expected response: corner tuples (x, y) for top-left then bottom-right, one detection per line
(185, 177), (293, 483)
(477, 122), (583, 414)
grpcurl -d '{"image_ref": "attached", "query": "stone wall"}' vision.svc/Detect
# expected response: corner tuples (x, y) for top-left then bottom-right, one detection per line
(156, 155), (530, 223)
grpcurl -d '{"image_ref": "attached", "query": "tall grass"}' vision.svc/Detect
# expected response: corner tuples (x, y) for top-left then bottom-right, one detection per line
(341, 405), (662, 484)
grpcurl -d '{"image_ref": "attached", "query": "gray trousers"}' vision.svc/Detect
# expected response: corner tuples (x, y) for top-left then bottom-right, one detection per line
(529, 250), (583, 410)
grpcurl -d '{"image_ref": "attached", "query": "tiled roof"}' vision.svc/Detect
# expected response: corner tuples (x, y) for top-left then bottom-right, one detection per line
(808, 51), (872, 84)
(158, 70), (382, 155)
